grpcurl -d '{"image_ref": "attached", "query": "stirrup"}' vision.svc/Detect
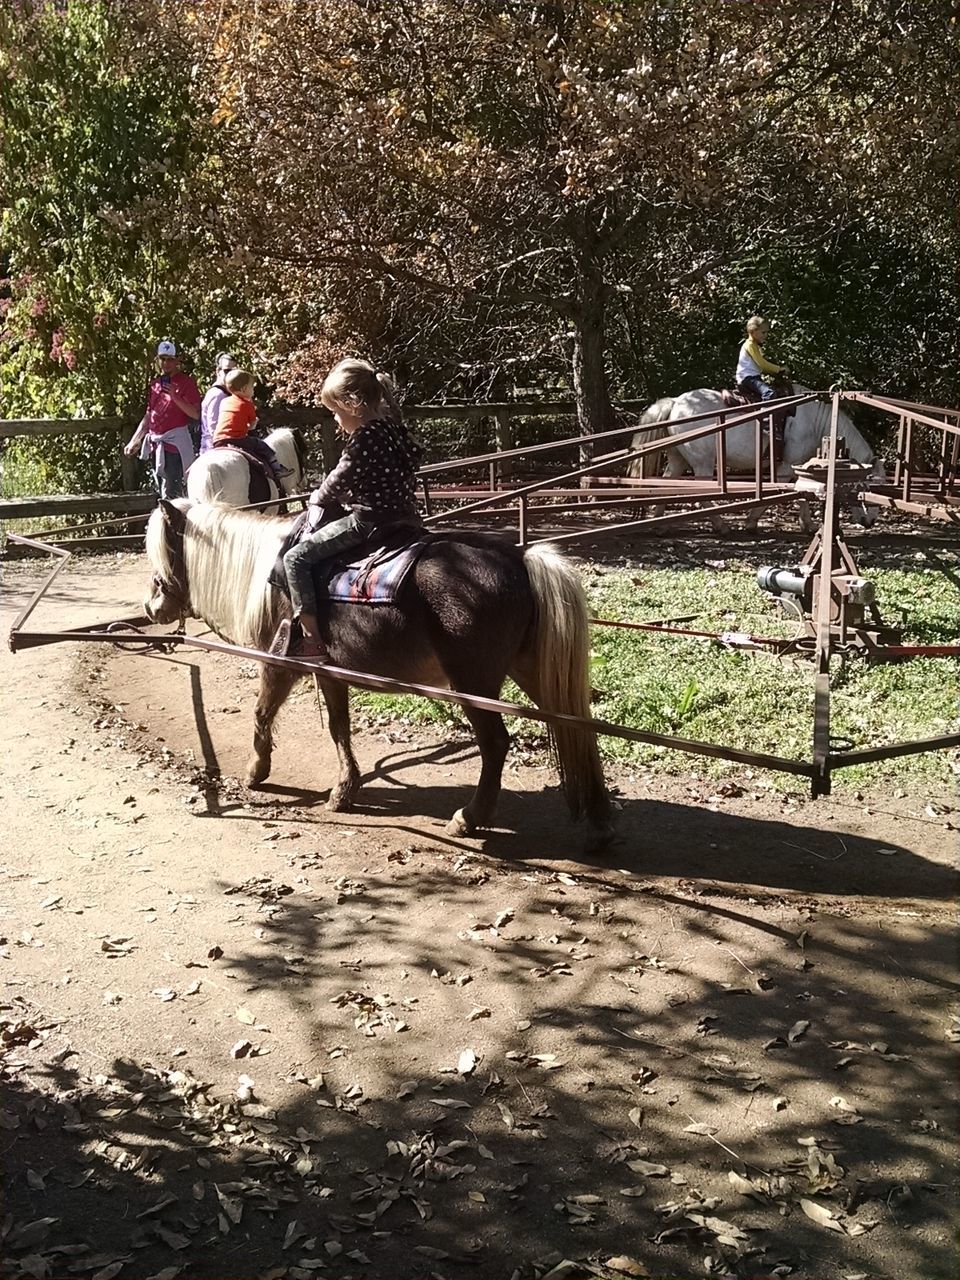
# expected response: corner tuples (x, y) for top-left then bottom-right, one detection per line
(268, 618), (298, 658)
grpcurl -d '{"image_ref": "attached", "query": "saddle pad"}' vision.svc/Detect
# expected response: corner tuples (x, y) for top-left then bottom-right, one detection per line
(324, 541), (427, 604)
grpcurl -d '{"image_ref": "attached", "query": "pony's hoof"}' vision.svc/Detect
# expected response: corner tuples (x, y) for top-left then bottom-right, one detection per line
(245, 760), (270, 788)
(327, 789), (356, 812)
(446, 808), (476, 838)
(584, 821), (617, 856)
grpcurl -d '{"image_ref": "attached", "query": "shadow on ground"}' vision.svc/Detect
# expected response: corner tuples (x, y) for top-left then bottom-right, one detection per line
(3, 848), (955, 1280)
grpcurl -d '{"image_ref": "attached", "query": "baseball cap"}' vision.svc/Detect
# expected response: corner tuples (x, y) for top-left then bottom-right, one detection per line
(156, 340), (177, 357)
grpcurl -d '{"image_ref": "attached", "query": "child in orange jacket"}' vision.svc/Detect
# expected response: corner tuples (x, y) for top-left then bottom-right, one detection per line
(213, 369), (293, 485)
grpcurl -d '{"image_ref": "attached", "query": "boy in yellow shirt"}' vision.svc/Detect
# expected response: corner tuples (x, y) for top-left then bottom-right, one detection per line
(736, 315), (789, 402)
(736, 316), (791, 464)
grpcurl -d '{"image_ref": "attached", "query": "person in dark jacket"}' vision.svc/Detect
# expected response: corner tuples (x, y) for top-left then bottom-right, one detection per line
(271, 358), (421, 662)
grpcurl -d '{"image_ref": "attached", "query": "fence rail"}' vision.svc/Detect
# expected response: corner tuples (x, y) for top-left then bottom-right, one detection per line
(0, 400), (634, 532)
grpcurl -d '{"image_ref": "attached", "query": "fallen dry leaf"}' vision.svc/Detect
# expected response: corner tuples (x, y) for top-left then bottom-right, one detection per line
(457, 1048), (478, 1076)
(788, 1020), (810, 1043)
(800, 1198), (845, 1232)
(91, 1261), (127, 1280)
(627, 1159), (668, 1176)
(606, 1258), (650, 1277)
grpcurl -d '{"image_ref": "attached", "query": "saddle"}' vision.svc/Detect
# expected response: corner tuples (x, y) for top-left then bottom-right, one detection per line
(270, 514), (430, 607)
(212, 441), (277, 506)
(721, 376), (795, 410)
(722, 378), (796, 469)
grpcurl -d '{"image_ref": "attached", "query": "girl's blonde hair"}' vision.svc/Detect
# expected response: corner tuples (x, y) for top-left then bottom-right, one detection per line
(225, 368), (255, 395)
(321, 358), (402, 421)
(746, 315), (769, 334)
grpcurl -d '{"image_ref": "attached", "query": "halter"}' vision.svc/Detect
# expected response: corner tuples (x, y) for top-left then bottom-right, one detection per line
(151, 514), (190, 615)
(151, 569), (189, 614)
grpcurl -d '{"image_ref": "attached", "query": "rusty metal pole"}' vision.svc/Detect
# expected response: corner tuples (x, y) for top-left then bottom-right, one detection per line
(754, 415), (763, 501)
(949, 415), (960, 494)
(717, 427), (728, 494)
(893, 414), (905, 489)
(811, 391), (841, 797)
(902, 416), (913, 503)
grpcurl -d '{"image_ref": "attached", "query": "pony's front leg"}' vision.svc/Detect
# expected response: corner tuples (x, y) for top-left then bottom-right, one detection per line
(446, 704), (510, 837)
(246, 663), (299, 787)
(317, 677), (361, 810)
(649, 450), (688, 521)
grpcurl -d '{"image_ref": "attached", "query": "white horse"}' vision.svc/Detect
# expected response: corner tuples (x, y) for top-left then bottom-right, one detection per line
(186, 428), (306, 511)
(627, 387), (884, 529)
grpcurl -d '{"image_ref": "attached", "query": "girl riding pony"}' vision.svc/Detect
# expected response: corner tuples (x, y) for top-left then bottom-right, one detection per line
(271, 359), (422, 663)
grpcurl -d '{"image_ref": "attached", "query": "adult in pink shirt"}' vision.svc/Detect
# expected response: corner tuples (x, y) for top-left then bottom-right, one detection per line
(124, 340), (201, 499)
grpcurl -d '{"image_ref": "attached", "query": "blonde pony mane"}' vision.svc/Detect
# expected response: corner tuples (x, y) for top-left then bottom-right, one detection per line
(147, 502), (293, 646)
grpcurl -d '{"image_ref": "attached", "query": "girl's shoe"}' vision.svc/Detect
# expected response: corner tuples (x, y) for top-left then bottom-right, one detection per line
(299, 636), (330, 663)
(268, 619), (329, 663)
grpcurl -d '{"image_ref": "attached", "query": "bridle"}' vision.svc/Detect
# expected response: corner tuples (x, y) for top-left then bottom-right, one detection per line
(151, 569), (189, 615)
(150, 517), (190, 616)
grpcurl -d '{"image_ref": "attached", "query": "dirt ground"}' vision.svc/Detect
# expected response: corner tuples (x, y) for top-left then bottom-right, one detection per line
(1, 550), (957, 1280)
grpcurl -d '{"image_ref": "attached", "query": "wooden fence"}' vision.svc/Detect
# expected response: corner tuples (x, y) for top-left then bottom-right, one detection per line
(0, 400), (653, 538)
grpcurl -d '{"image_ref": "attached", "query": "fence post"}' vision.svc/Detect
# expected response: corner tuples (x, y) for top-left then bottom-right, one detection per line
(494, 409), (514, 479)
(320, 415), (339, 473)
(120, 426), (137, 491)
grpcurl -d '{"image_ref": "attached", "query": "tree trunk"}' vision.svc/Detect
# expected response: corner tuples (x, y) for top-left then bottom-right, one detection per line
(570, 252), (614, 467)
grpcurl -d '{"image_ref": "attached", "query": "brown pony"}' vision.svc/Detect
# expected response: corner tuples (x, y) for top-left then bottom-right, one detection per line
(144, 499), (612, 846)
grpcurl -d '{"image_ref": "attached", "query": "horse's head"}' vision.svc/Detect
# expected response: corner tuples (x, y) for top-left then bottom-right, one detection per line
(144, 499), (192, 624)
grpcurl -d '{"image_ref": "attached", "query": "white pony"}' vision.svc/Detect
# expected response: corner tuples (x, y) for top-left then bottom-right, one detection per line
(628, 386), (884, 528)
(186, 428), (306, 511)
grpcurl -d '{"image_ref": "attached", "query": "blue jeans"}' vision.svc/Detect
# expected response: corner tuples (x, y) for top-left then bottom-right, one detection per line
(739, 375), (778, 404)
(155, 448), (184, 499)
(284, 512), (371, 619)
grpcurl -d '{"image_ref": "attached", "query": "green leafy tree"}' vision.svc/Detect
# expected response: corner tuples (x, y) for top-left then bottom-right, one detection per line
(192, 0), (958, 437)
(0, 0), (232, 492)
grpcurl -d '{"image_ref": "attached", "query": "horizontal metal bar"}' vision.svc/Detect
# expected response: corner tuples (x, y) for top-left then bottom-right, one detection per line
(9, 622), (817, 776)
(847, 393), (960, 438)
(533, 490), (800, 544)
(828, 733), (960, 769)
(859, 492), (960, 522)
(846, 392), (960, 421)
(591, 615), (788, 648)
(424, 399), (813, 522)
(418, 394), (814, 476)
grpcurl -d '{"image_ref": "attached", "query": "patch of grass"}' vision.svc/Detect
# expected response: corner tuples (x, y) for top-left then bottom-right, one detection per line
(354, 556), (960, 790)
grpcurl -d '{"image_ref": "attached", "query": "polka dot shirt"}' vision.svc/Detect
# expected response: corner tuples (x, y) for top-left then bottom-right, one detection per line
(313, 417), (421, 524)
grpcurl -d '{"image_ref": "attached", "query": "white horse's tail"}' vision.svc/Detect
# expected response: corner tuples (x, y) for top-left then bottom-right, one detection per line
(520, 544), (612, 836)
(626, 396), (674, 478)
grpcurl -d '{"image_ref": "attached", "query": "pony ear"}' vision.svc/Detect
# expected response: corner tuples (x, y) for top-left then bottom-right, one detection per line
(159, 498), (187, 535)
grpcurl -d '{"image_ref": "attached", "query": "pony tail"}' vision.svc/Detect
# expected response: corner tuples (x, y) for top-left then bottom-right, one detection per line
(376, 372), (404, 424)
